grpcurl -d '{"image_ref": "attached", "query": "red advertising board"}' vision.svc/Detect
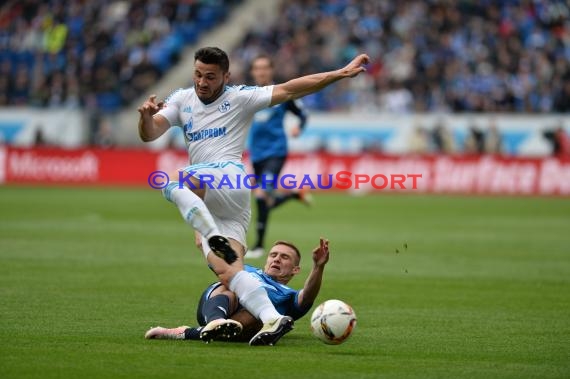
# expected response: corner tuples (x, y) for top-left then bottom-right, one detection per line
(1, 146), (569, 195)
(0, 146), (160, 186)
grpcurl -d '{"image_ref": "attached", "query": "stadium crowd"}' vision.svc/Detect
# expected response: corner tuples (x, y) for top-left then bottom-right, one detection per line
(0, 0), (240, 111)
(231, 0), (570, 113)
(1, 0), (569, 115)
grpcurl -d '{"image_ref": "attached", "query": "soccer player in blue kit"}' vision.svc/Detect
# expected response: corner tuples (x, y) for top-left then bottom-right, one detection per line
(145, 238), (329, 344)
(247, 55), (311, 259)
(138, 47), (368, 346)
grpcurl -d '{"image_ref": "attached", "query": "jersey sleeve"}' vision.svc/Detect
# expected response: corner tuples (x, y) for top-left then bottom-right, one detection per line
(287, 290), (312, 320)
(238, 85), (274, 113)
(156, 88), (184, 127)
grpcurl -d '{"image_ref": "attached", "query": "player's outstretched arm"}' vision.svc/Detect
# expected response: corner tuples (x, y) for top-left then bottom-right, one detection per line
(297, 237), (330, 309)
(137, 94), (171, 142)
(270, 54), (369, 106)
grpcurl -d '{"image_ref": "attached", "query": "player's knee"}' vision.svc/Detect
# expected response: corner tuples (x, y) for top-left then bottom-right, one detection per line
(215, 265), (240, 287)
(207, 257), (235, 285)
(217, 272), (233, 288)
(162, 181), (180, 202)
(211, 286), (237, 307)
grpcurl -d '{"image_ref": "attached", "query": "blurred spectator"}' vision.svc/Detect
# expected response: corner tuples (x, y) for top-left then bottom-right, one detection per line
(0, 0), (241, 116)
(10, 65), (30, 105)
(379, 80), (414, 113)
(555, 126), (570, 156)
(2, 0), (568, 116)
(554, 80), (570, 112)
(95, 117), (114, 148)
(0, 75), (9, 105)
(464, 125), (485, 154)
(232, 0), (570, 113)
(409, 125), (429, 154)
(432, 120), (455, 154)
(130, 52), (161, 97)
(33, 126), (46, 146)
(484, 120), (503, 155)
(543, 123), (570, 156)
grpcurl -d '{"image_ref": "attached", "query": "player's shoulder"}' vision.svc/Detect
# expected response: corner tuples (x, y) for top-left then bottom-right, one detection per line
(227, 85), (273, 108)
(230, 84), (258, 91)
(223, 84), (255, 97)
(164, 87), (194, 102)
(226, 84), (273, 94)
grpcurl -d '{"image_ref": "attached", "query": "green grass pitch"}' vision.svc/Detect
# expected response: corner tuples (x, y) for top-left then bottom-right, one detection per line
(1, 186), (569, 379)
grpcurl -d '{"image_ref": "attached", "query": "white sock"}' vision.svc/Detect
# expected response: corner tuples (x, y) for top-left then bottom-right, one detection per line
(170, 186), (220, 239)
(229, 270), (281, 323)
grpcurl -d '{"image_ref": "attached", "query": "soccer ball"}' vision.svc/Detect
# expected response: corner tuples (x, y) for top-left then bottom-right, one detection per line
(310, 299), (357, 345)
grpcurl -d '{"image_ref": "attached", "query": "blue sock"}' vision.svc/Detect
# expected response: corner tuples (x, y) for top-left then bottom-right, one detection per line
(184, 327), (202, 340)
(203, 295), (230, 323)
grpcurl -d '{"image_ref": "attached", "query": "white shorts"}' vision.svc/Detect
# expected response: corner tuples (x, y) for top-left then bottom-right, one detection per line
(180, 161), (251, 256)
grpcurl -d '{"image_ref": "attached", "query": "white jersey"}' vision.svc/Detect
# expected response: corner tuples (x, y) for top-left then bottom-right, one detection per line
(157, 85), (274, 164)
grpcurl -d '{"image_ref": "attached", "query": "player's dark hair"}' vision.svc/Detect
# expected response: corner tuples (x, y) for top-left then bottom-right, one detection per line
(251, 54), (274, 68)
(273, 240), (301, 265)
(194, 47), (230, 72)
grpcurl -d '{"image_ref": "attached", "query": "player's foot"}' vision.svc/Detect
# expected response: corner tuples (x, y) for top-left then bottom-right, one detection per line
(199, 319), (243, 343)
(297, 189), (313, 207)
(208, 235), (238, 264)
(144, 326), (189, 340)
(249, 316), (294, 346)
(246, 247), (265, 259)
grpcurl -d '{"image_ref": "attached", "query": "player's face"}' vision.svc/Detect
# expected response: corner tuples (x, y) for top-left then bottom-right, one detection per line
(193, 60), (230, 103)
(250, 58), (273, 86)
(264, 244), (300, 284)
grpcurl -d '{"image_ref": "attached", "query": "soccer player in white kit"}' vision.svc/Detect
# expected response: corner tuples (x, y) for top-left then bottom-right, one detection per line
(138, 47), (368, 346)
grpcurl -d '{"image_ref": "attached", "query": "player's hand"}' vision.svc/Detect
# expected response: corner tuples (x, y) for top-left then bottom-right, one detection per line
(341, 54), (370, 78)
(194, 231), (203, 251)
(137, 94), (164, 117)
(290, 125), (301, 138)
(312, 237), (330, 268)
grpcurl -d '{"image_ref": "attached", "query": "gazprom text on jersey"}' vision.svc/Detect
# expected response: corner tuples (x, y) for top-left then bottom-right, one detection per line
(186, 127), (227, 142)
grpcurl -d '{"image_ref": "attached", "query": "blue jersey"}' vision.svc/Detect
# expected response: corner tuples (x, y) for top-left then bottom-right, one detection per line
(248, 100), (307, 163)
(244, 264), (311, 320)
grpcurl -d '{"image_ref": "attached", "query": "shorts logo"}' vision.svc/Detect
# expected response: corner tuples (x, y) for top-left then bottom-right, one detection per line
(218, 100), (230, 113)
